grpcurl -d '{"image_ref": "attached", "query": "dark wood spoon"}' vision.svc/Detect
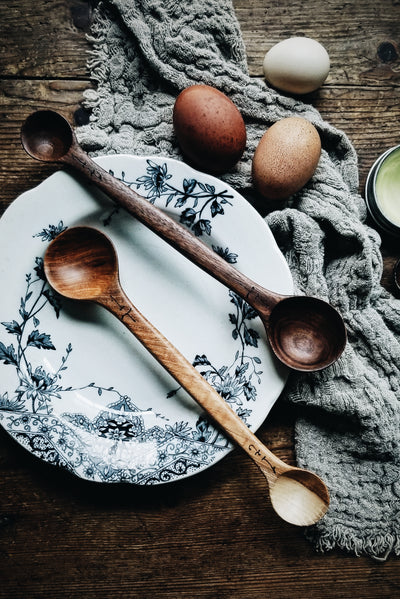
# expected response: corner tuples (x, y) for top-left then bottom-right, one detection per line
(43, 226), (330, 526)
(21, 109), (347, 372)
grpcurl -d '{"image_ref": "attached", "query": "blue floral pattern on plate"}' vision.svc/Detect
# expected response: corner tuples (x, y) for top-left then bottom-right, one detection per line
(0, 155), (292, 484)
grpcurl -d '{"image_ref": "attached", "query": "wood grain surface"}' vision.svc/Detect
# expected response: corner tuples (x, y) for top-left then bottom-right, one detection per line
(1, 1), (400, 598)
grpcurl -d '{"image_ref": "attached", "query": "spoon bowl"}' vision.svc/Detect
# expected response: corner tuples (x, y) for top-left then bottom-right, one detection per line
(21, 110), (73, 162)
(22, 109), (347, 372)
(44, 226), (118, 301)
(44, 226), (330, 526)
(267, 295), (345, 370)
(269, 469), (328, 526)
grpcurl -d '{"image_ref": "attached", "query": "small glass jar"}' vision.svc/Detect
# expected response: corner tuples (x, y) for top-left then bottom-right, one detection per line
(365, 144), (400, 237)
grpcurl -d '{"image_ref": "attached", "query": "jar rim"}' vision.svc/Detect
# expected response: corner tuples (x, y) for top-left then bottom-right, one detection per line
(365, 144), (400, 237)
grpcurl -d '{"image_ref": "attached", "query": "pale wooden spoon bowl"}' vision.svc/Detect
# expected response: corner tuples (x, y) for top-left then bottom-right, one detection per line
(21, 110), (346, 373)
(43, 226), (330, 526)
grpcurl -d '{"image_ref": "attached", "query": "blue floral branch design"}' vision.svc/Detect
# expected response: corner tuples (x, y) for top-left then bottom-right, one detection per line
(0, 221), (139, 416)
(168, 292), (262, 407)
(0, 221), (67, 413)
(167, 264), (263, 441)
(105, 159), (233, 237)
(0, 159), (266, 484)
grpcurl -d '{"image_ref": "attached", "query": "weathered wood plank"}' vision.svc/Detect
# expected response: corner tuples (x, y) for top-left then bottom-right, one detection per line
(233, 0), (400, 85)
(0, 0), (92, 78)
(314, 85), (400, 188)
(1, 0), (399, 87)
(0, 79), (90, 213)
(1, 423), (399, 599)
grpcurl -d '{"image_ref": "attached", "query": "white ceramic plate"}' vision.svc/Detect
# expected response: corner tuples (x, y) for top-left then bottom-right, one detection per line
(0, 155), (293, 484)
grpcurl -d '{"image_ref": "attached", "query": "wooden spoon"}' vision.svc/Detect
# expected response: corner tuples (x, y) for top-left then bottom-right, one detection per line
(43, 226), (330, 526)
(22, 109), (346, 372)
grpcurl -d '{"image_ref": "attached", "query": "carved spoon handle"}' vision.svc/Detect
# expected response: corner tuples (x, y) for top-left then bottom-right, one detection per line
(100, 283), (287, 484)
(64, 144), (282, 318)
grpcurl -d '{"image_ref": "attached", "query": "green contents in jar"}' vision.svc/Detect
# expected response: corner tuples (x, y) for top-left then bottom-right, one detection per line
(375, 147), (400, 226)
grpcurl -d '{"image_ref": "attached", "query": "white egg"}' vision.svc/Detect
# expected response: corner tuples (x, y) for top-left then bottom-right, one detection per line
(263, 37), (330, 94)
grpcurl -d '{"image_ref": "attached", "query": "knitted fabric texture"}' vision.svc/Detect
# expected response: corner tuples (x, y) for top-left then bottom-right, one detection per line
(77, 0), (400, 559)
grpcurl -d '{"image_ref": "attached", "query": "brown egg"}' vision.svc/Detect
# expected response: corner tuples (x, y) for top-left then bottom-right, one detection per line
(173, 84), (246, 174)
(252, 117), (321, 202)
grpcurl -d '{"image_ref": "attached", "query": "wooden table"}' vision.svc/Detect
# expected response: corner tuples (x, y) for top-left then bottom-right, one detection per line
(1, 1), (399, 597)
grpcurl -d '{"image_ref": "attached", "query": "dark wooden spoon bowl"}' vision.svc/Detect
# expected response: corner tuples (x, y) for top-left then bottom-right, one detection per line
(43, 224), (118, 301)
(21, 110), (347, 372)
(267, 295), (345, 370)
(21, 110), (73, 162)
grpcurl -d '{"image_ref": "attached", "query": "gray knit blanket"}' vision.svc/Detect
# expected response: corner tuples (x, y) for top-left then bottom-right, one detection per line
(77, 0), (400, 559)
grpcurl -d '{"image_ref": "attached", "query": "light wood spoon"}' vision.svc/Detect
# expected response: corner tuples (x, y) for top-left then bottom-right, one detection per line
(22, 109), (346, 372)
(43, 226), (330, 526)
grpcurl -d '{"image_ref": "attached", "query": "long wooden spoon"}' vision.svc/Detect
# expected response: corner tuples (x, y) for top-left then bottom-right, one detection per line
(22, 109), (346, 372)
(43, 226), (330, 526)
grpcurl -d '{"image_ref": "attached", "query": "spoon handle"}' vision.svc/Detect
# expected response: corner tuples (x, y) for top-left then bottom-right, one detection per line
(65, 145), (282, 318)
(99, 284), (287, 483)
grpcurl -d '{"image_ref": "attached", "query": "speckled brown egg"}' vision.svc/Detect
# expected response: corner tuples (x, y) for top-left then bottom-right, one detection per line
(173, 85), (246, 174)
(252, 117), (321, 202)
